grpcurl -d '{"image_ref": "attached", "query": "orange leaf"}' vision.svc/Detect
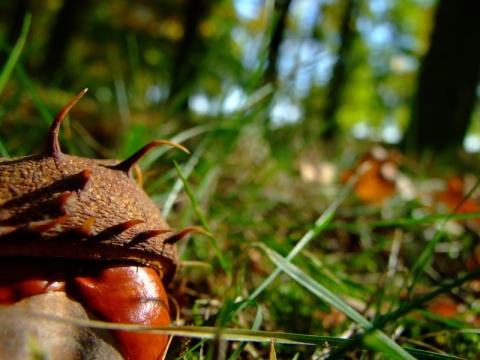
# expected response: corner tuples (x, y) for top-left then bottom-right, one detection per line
(342, 146), (400, 204)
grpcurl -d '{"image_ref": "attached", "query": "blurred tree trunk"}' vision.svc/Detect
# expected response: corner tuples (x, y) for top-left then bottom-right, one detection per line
(40, 0), (92, 83)
(167, 0), (215, 112)
(263, 0), (292, 85)
(321, 0), (358, 141)
(262, 0), (293, 154)
(402, 0), (480, 156)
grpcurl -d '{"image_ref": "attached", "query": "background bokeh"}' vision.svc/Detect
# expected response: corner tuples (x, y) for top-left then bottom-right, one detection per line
(2, 1), (480, 358)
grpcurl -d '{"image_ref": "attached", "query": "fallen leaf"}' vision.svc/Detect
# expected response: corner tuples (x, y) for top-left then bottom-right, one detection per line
(342, 146), (401, 204)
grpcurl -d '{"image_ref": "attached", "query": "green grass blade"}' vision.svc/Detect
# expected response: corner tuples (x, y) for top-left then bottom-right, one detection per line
(0, 13), (31, 98)
(162, 138), (208, 218)
(0, 46), (53, 125)
(0, 136), (10, 157)
(258, 243), (415, 359)
(327, 211), (480, 232)
(408, 179), (480, 292)
(227, 305), (263, 360)
(173, 160), (231, 276)
(5, 304), (462, 359)
(241, 167), (360, 309)
(380, 267), (480, 326)
(405, 349), (463, 360)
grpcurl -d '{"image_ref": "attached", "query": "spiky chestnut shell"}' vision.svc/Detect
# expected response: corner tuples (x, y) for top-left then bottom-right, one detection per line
(0, 89), (191, 284)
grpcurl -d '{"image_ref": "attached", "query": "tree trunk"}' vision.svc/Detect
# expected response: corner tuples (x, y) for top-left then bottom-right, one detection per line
(167, 0), (215, 112)
(321, 0), (358, 141)
(40, 0), (93, 83)
(403, 0), (480, 156)
(263, 0), (293, 85)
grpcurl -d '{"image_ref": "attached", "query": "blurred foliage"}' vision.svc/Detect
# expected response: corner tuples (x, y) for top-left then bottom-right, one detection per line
(0, 0), (441, 156)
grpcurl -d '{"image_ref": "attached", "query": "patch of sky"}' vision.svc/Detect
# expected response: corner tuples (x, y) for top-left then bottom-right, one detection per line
(234, 0), (263, 21)
(357, 17), (395, 55)
(222, 86), (247, 114)
(464, 134), (480, 153)
(314, 53), (336, 86)
(290, 0), (321, 37)
(278, 38), (328, 97)
(357, 17), (399, 73)
(189, 85), (247, 116)
(270, 96), (303, 127)
(369, 0), (392, 16)
(231, 27), (263, 71)
(351, 120), (402, 143)
(356, 16), (371, 34)
(231, 0), (332, 126)
(382, 121), (402, 144)
(189, 93), (220, 115)
(365, 21), (395, 48)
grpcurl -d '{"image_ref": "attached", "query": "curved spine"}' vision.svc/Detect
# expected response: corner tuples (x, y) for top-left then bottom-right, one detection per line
(45, 88), (88, 158)
(112, 140), (189, 176)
